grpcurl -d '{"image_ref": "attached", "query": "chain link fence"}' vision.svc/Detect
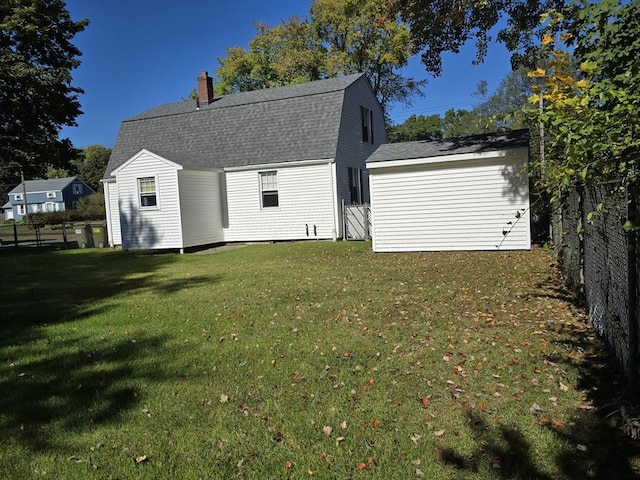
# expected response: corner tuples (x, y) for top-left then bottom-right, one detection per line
(555, 183), (639, 393)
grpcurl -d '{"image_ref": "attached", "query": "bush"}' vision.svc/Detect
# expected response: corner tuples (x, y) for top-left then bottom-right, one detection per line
(75, 192), (105, 220)
(27, 193), (106, 227)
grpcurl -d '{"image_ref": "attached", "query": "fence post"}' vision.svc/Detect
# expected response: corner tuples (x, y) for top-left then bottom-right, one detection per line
(62, 222), (68, 248)
(627, 181), (639, 401)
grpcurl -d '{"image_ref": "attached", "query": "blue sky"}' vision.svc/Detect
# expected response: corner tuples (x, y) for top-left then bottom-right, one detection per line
(61, 0), (514, 148)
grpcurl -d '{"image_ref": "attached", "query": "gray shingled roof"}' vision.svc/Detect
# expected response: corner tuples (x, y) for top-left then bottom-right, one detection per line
(105, 74), (365, 177)
(367, 129), (530, 164)
(8, 176), (81, 194)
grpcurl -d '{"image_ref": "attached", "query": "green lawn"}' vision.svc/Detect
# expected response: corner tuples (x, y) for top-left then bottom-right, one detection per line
(0, 242), (637, 479)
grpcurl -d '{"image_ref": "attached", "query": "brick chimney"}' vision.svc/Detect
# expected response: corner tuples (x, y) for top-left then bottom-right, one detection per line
(197, 71), (214, 105)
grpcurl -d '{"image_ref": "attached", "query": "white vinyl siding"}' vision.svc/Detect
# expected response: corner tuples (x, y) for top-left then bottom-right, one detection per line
(115, 151), (183, 250)
(369, 154), (530, 252)
(178, 169), (224, 247)
(105, 180), (122, 246)
(224, 162), (335, 242)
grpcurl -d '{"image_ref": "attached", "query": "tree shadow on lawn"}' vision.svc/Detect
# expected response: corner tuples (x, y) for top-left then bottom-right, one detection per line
(438, 290), (640, 478)
(0, 248), (217, 336)
(0, 248), (220, 453)
(0, 332), (175, 452)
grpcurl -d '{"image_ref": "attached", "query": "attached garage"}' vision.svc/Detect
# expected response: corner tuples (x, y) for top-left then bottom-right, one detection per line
(366, 130), (530, 252)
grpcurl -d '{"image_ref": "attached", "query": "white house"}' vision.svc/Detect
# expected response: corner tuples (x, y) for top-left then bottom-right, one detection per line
(103, 72), (386, 251)
(366, 130), (531, 252)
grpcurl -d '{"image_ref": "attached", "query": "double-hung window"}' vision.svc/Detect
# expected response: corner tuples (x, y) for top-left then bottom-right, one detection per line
(260, 171), (279, 208)
(73, 183), (83, 195)
(348, 167), (363, 204)
(138, 177), (158, 208)
(361, 106), (373, 144)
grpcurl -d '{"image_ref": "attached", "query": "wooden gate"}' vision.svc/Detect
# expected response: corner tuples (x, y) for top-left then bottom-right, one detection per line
(343, 203), (371, 240)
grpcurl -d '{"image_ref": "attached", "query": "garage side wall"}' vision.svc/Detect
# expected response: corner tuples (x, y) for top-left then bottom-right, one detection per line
(369, 154), (530, 252)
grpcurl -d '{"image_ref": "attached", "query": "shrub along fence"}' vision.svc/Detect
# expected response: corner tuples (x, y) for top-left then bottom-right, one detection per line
(555, 182), (640, 398)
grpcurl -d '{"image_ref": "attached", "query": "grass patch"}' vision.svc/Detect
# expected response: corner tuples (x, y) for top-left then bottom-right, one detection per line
(0, 242), (638, 479)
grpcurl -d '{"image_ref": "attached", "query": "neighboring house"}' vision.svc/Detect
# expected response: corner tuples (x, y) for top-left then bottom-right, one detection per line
(103, 72), (386, 251)
(366, 130), (531, 252)
(7, 177), (94, 222)
(2, 201), (13, 222)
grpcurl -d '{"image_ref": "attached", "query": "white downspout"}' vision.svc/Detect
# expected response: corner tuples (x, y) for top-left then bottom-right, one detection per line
(330, 161), (338, 242)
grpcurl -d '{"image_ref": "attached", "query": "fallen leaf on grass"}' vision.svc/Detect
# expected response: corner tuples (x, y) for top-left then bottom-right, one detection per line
(220, 394), (229, 403)
(323, 425), (333, 436)
(134, 455), (148, 464)
(530, 403), (543, 413)
(434, 429), (445, 437)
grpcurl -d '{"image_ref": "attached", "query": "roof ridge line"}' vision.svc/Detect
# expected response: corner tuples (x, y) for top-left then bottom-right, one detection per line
(123, 78), (357, 123)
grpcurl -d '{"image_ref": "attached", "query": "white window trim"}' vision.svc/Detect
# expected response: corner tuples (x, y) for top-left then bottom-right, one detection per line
(46, 191), (56, 198)
(15, 193), (23, 201)
(259, 171), (279, 209)
(138, 176), (160, 210)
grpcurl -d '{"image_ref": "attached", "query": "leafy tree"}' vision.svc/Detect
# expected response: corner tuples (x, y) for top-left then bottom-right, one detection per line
(525, 1), (640, 198)
(441, 108), (494, 138)
(216, 17), (324, 94)
(310, 0), (425, 113)
(474, 67), (536, 130)
(391, 0), (567, 75)
(79, 145), (111, 192)
(46, 165), (71, 179)
(0, 0), (88, 179)
(388, 114), (443, 142)
(75, 191), (105, 220)
(215, 0), (426, 116)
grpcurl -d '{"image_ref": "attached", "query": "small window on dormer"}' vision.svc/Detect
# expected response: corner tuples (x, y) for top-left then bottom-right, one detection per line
(361, 106), (373, 144)
(46, 191), (55, 199)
